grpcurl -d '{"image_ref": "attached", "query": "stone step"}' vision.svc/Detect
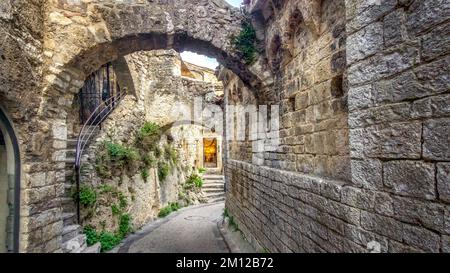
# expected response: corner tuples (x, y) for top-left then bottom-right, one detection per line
(208, 196), (225, 203)
(63, 212), (77, 226)
(62, 197), (76, 213)
(203, 188), (224, 193)
(62, 224), (81, 243)
(203, 175), (224, 180)
(62, 234), (87, 253)
(202, 184), (224, 189)
(205, 192), (225, 199)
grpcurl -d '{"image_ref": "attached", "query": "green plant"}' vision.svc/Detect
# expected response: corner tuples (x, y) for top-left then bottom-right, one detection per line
(158, 161), (170, 182)
(154, 146), (162, 158)
(78, 186), (97, 207)
(139, 122), (161, 138)
(141, 168), (150, 182)
(137, 122), (162, 151)
(198, 167), (207, 174)
(158, 202), (180, 218)
(164, 145), (178, 164)
(83, 225), (99, 246)
(186, 173), (203, 188)
(232, 21), (258, 65)
(98, 184), (115, 194)
(118, 192), (128, 209)
(105, 142), (139, 165)
(142, 153), (156, 168)
(229, 216), (239, 232)
(111, 204), (121, 215)
(223, 208), (229, 218)
(98, 232), (121, 252)
(118, 213), (132, 238)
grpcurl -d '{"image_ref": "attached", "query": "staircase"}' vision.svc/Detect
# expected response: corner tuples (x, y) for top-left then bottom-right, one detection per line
(60, 127), (101, 253)
(203, 172), (225, 203)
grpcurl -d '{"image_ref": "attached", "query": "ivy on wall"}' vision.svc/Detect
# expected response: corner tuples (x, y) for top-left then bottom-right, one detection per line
(232, 20), (258, 65)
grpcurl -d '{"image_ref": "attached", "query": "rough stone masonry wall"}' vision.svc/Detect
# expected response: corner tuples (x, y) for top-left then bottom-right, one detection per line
(226, 0), (450, 253)
(78, 50), (214, 233)
(0, 0), (62, 253)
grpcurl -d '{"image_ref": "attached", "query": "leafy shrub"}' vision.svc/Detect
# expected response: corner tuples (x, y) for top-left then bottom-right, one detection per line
(105, 142), (139, 166)
(96, 141), (139, 178)
(164, 145), (178, 164)
(118, 192), (128, 209)
(142, 154), (156, 168)
(154, 147), (162, 158)
(232, 22), (258, 64)
(158, 161), (170, 182)
(78, 186), (97, 207)
(98, 232), (121, 252)
(118, 213), (132, 238)
(141, 168), (149, 182)
(83, 225), (99, 246)
(158, 202), (180, 218)
(198, 167), (207, 174)
(185, 173), (203, 188)
(111, 204), (121, 215)
(137, 122), (161, 151)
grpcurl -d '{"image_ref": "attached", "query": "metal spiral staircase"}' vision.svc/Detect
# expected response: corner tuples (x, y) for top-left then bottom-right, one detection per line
(61, 70), (127, 252)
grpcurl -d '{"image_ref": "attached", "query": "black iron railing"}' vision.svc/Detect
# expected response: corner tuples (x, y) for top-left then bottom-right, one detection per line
(74, 89), (127, 223)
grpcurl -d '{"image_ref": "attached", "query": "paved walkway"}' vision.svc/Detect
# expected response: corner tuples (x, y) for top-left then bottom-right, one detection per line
(118, 202), (230, 253)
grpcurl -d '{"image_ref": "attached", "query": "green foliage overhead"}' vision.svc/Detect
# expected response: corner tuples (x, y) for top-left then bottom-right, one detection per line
(232, 22), (258, 65)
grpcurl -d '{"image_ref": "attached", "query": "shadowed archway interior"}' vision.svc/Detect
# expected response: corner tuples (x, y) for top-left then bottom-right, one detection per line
(0, 107), (20, 253)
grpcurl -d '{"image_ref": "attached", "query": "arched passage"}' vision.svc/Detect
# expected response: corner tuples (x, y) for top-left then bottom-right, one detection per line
(0, 106), (20, 253)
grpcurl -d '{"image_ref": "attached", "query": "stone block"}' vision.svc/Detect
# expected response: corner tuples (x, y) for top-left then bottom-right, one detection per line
(392, 196), (445, 233)
(437, 163), (450, 203)
(360, 211), (403, 241)
(347, 22), (383, 64)
(341, 186), (375, 211)
(423, 118), (450, 160)
(421, 23), (450, 61)
(383, 8), (408, 47)
(350, 159), (383, 189)
(402, 223), (440, 253)
(362, 122), (422, 159)
(348, 44), (419, 85)
(405, 0), (449, 36)
(384, 160), (435, 200)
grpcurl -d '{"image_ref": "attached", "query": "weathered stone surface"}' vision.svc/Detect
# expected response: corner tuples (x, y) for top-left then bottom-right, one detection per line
(360, 211), (403, 241)
(402, 224), (440, 253)
(384, 8), (408, 47)
(351, 122), (422, 159)
(405, 0), (450, 36)
(437, 163), (450, 203)
(423, 119), (450, 160)
(347, 22), (383, 64)
(383, 161), (436, 200)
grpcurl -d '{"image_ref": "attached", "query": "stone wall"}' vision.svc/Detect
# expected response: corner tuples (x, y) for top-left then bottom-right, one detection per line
(224, 0), (450, 253)
(77, 49), (223, 233)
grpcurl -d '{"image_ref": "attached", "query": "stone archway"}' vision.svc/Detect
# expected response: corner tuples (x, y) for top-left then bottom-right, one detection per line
(0, 106), (20, 253)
